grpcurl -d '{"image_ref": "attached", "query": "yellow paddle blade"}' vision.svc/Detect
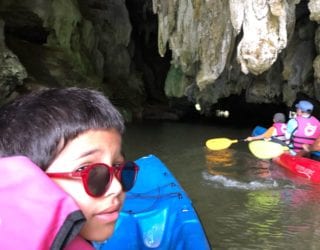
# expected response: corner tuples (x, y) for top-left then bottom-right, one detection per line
(248, 140), (289, 159)
(206, 138), (239, 150)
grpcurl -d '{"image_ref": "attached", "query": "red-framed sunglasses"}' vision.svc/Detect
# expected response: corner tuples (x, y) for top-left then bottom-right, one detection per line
(47, 161), (139, 197)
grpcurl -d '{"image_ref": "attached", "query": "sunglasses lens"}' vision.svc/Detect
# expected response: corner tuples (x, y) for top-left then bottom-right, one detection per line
(87, 165), (110, 196)
(120, 161), (138, 191)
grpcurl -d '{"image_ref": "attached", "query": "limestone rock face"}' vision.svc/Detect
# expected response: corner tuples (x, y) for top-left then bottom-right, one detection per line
(0, 19), (27, 102)
(310, 1), (320, 104)
(1, 0), (320, 119)
(236, 0), (289, 75)
(153, 0), (234, 90)
(309, 0), (320, 22)
(153, 0), (320, 111)
(0, 0), (144, 119)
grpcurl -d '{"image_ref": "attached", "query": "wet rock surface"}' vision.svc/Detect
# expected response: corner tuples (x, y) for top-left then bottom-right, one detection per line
(0, 0), (319, 122)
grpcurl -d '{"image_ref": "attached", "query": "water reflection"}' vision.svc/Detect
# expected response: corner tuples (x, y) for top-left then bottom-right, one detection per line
(250, 160), (272, 179)
(205, 148), (274, 179)
(203, 145), (320, 249)
(205, 149), (236, 176)
(123, 121), (320, 249)
(244, 190), (282, 243)
(204, 149), (320, 249)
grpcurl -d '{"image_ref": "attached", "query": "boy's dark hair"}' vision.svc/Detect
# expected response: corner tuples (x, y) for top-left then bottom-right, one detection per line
(0, 87), (125, 170)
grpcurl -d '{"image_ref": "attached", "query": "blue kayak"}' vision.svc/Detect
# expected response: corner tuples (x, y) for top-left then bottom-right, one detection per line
(251, 125), (267, 136)
(94, 154), (211, 250)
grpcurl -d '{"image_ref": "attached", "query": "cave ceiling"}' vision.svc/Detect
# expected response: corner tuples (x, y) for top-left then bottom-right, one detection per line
(0, 0), (320, 120)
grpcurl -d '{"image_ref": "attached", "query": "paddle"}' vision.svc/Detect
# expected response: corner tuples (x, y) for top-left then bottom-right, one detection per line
(248, 140), (289, 159)
(205, 138), (245, 150)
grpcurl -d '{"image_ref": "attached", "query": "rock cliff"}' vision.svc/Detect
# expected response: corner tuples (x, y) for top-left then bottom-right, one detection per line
(154, 0), (320, 113)
(0, 0), (319, 119)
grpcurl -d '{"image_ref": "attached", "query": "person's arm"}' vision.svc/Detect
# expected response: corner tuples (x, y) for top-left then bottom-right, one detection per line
(303, 137), (320, 152)
(310, 138), (320, 151)
(246, 127), (274, 141)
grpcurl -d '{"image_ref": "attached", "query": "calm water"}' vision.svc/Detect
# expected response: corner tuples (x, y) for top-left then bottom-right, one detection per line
(123, 121), (320, 250)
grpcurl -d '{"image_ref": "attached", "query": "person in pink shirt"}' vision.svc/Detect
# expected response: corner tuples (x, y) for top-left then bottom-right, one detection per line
(285, 100), (320, 155)
(0, 87), (139, 249)
(246, 112), (287, 143)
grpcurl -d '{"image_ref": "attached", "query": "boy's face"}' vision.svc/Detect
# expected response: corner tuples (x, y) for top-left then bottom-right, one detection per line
(46, 128), (125, 241)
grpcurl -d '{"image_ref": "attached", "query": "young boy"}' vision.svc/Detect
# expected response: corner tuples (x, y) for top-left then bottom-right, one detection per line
(0, 87), (139, 249)
(246, 112), (287, 143)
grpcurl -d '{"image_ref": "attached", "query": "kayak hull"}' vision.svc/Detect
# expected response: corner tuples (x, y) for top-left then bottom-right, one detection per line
(251, 126), (267, 136)
(94, 154), (210, 250)
(273, 153), (320, 183)
(252, 125), (320, 183)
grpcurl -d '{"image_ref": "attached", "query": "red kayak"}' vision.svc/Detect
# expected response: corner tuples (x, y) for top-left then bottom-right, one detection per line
(273, 153), (320, 183)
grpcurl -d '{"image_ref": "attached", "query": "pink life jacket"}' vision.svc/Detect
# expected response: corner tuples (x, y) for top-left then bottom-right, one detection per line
(292, 116), (320, 151)
(272, 122), (287, 141)
(0, 156), (94, 250)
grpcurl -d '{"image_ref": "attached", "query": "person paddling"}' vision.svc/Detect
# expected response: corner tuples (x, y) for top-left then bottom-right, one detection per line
(246, 112), (287, 144)
(285, 100), (320, 155)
